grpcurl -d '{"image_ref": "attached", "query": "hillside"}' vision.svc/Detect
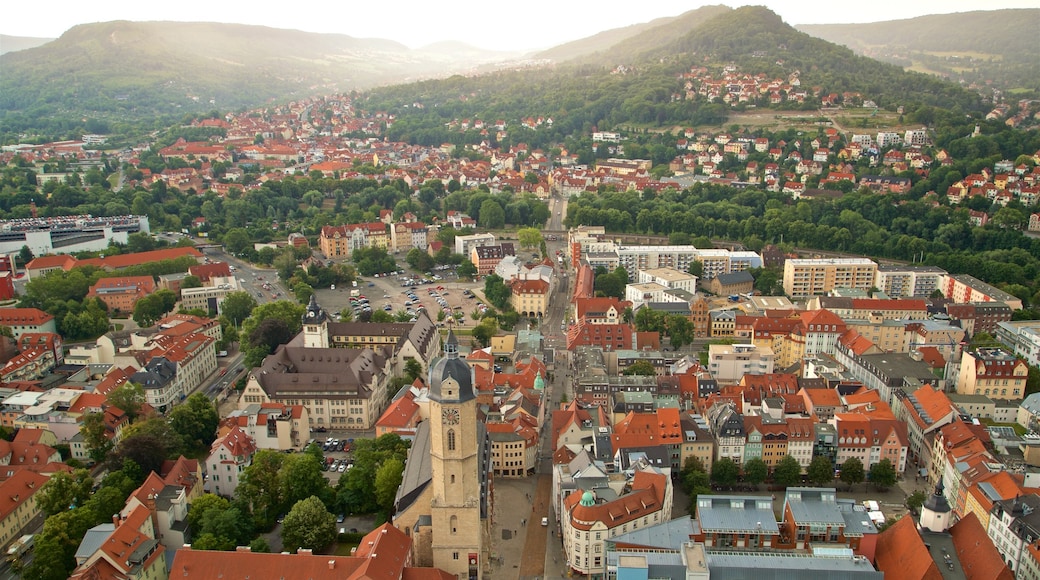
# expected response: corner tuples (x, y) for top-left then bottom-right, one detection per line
(0, 34), (53, 55)
(0, 21), (519, 121)
(798, 9), (1040, 93)
(365, 6), (984, 148)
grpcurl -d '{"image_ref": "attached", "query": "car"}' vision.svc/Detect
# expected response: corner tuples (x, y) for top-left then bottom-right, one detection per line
(257, 292), (264, 297)
(541, 517), (548, 526)
(337, 514), (345, 523)
(368, 283), (375, 287)
(338, 464), (347, 473)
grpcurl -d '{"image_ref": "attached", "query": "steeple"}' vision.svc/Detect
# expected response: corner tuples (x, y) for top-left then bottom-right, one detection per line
(445, 329), (459, 359)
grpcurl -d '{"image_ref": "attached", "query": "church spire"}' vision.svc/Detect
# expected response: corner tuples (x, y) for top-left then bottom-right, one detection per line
(445, 329), (459, 359)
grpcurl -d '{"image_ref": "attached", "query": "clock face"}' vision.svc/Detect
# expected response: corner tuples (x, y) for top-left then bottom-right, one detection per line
(442, 408), (460, 425)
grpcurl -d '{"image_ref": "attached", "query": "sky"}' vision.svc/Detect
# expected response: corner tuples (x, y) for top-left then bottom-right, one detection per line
(3, 0), (1036, 52)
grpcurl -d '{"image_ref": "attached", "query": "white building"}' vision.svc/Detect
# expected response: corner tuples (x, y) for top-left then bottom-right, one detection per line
(204, 426), (256, 497)
(873, 265), (946, 298)
(995, 321), (1040, 367)
(454, 233), (496, 257)
(707, 344), (775, 384)
(179, 276), (241, 314)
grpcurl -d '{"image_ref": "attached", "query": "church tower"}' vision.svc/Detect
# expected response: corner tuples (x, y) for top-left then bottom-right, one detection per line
(301, 294), (329, 349)
(428, 330), (489, 579)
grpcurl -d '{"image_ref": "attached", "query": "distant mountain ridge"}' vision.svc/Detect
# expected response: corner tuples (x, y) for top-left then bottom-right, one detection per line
(0, 34), (53, 55)
(0, 20), (523, 118)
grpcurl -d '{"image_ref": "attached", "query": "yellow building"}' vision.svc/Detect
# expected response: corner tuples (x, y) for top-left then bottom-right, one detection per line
(0, 471), (49, 550)
(956, 348), (1028, 399)
(782, 258), (878, 298)
(509, 279), (550, 317)
(318, 222), (388, 259)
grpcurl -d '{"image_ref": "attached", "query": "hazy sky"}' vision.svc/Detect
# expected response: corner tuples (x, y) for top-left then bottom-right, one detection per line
(3, 0), (1036, 51)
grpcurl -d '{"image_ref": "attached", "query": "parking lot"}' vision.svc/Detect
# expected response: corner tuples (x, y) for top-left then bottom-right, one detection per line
(314, 265), (489, 328)
(311, 436), (356, 485)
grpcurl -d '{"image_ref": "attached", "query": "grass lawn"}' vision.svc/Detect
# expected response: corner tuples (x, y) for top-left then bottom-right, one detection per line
(978, 417), (1027, 436)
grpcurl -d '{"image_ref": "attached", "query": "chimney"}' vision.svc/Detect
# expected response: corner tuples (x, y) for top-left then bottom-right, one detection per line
(297, 548), (313, 556)
(113, 514), (120, 526)
(236, 546), (252, 552)
(328, 560), (336, 570)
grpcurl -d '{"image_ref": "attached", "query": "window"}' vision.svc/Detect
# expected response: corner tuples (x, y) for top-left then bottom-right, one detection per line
(450, 515), (458, 534)
(447, 429), (456, 451)
(453, 552), (459, 560)
(451, 474), (455, 484)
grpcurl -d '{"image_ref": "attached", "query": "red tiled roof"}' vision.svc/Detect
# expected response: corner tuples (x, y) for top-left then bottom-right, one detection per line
(0, 308), (53, 326)
(79, 247), (203, 270)
(0, 470), (49, 520)
(874, 516), (942, 580)
(949, 512), (1014, 580)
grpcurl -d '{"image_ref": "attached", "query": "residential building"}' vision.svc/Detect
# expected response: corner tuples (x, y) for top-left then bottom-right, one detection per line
(510, 278), (550, 317)
(390, 221), (428, 253)
(0, 308), (57, 339)
(637, 268), (697, 294)
(454, 232), (496, 257)
(707, 271), (754, 296)
(220, 402), (309, 451)
(834, 345), (941, 406)
(941, 274), (1023, 311)
(178, 275), (242, 315)
(318, 222), (388, 259)
(707, 343), (774, 384)
(894, 387), (957, 471)
(86, 276), (157, 314)
(808, 296), (929, 320)
(874, 265), (946, 298)
(956, 348), (1028, 400)
(782, 258), (878, 298)
(778, 487), (879, 559)
(0, 471), (49, 549)
(204, 426), (256, 497)
(995, 320), (1040, 367)
(471, 243), (515, 276)
(562, 468), (672, 576)
(988, 494), (1040, 576)
(121, 470), (192, 556)
(69, 503), (166, 580)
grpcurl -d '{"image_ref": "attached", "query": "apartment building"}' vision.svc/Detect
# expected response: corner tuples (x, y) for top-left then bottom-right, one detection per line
(318, 222), (388, 258)
(179, 275), (241, 315)
(956, 348), (1028, 400)
(940, 274), (1023, 311)
(390, 221), (428, 253)
(454, 232), (496, 257)
(995, 320), (1040, 367)
(707, 343), (775, 384)
(874, 265), (946, 298)
(782, 258), (878, 298)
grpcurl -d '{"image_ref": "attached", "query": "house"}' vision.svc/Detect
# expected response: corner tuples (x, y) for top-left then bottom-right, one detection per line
(318, 222), (388, 259)
(87, 276), (157, 314)
(0, 308), (57, 340)
(121, 471), (191, 556)
(510, 279), (550, 317)
(987, 494), (1040, 576)
(0, 470), (49, 549)
(69, 503), (166, 580)
(956, 348), (1028, 401)
(204, 426), (256, 497)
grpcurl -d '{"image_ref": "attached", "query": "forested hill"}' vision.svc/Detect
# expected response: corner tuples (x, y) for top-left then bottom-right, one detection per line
(0, 21), (518, 123)
(366, 7), (984, 148)
(797, 9), (1040, 93)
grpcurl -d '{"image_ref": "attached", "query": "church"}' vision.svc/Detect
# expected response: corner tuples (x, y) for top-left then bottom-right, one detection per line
(393, 330), (494, 579)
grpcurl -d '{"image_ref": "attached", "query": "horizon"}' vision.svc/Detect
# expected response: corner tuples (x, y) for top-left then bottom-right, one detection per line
(1, 0), (1035, 52)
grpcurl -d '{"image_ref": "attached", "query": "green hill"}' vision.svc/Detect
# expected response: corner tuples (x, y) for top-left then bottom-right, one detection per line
(797, 9), (1040, 93)
(0, 21), (517, 121)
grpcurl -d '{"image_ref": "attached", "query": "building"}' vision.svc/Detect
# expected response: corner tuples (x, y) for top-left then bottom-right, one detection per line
(454, 232), (496, 257)
(170, 524), (455, 579)
(874, 265), (946, 298)
(471, 243), (515, 276)
(0, 470), (49, 550)
(694, 494), (779, 549)
(563, 468), (672, 576)
(390, 221), (429, 253)
(782, 258), (878, 298)
(995, 320), (1040, 367)
(510, 278), (550, 317)
(69, 503), (166, 580)
(988, 494), (1040, 576)
(956, 348), (1028, 400)
(179, 275), (242, 315)
(637, 268), (697, 294)
(707, 271), (754, 297)
(392, 331), (493, 578)
(204, 426), (256, 497)
(707, 344), (775, 384)
(86, 276), (157, 314)
(779, 487), (879, 558)
(318, 222), (388, 259)
(940, 274), (1023, 311)
(0, 308), (57, 339)
(0, 214), (149, 257)
(220, 402), (308, 451)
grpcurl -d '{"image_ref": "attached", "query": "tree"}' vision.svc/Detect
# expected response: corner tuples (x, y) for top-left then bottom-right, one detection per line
(742, 458), (768, 488)
(472, 317), (498, 348)
(869, 458), (897, 491)
(840, 457), (865, 490)
(188, 493), (231, 532)
(221, 291), (258, 326)
(374, 457), (405, 515)
(457, 259), (477, 279)
(517, 227), (542, 248)
(665, 315), (694, 348)
(132, 288), (177, 326)
(168, 393), (220, 453)
(907, 490), (927, 514)
(478, 199), (505, 229)
(237, 450), (286, 528)
(81, 411), (112, 463)
(108, 433), (169, 476)
(406, 248), (434, 272)
(807, 456), (834, 487)
(404, 359), (423, 383)
(483, 274), (511, 309)
(623, 360), (656, 376)
(181, 275), (203, 289)
(772, 455), (803, 488)
(18, 245), (33, 267)
(279, 453), (331, 509)
(711, 458), (739, 488)
(107, 382), (145, 422)
(35, 469), (94, 517)
(281, 496), (337, 554)
(223, 228), (252, 256)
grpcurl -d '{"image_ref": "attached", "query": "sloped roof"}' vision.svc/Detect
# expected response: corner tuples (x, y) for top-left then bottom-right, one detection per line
(949, 512), (1014, 580)
(873, 516), (942, 580)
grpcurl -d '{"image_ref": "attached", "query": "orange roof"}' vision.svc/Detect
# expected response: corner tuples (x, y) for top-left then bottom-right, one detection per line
(565, 470), (667, 531)
(0, 470), (49, 520)
(25, 254), (78, 270)
(874, 516), (942, 580)
(79, 246), (203, 270)
(376, 392), (420, 429)
(575, 297), (630, 319)
(903, 387), (955, 430)
(802, 387), (842, 407)
(949, 512), (1014, 580)
(0, 307), (53, 326)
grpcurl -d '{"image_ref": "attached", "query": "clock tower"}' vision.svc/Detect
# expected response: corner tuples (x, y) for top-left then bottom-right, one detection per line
(427, 330), (490, 579)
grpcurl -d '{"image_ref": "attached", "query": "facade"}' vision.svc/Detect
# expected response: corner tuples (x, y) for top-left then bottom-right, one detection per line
(941, 274), (1024, 311)
(995, 320), (1040, 367)
(873, 265), (946, 298)
(390, 221), (429, 253)
(0, 214), (148, 257)
(956, 348), (1028, 400)
(510, 279), (550, 317)
(0, 308), (57, 339)
(707, 344), (774, 384)
(86, 276), (157, 314)
(0, 471), (49, 550)
(637, 268), (697, 294)
(69, 503), (166, 580)
(318, 222), (388, 259)
(179, 275), (242, 315)
(471, 243), (515, 276)
(782, 258), (878, 298)
(455, 233), (496, 257)
(779, 487), (879, 558)
(988, 495), (1040, 576)
(204, 426), (256, 497)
